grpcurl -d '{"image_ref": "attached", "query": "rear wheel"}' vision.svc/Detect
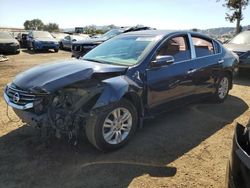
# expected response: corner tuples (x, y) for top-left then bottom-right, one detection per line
(85, 99), (138, 151)
(212, 74), (230, 103)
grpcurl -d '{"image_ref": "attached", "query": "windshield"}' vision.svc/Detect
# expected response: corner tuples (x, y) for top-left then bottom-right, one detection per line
(101, 29), (124, 40)
(229, 31), (250, 45)
(72, 35), (89, 40)
(51, 33), (67, 40)
(33, 31), (53, 38)
(82, 36), (159, 66)
(0, 32), (13, 39)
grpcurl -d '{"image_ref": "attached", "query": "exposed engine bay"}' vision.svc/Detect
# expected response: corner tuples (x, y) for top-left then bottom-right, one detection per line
(8, 83), (103, 145)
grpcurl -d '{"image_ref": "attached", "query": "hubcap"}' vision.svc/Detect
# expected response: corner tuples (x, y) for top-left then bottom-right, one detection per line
(102, 107), (132, 145)
(218, 77), (229, 99)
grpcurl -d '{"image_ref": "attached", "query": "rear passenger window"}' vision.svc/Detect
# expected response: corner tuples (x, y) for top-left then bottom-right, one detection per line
(157, 36), (191, 62)
(213, 41), (221, 54)
(192, 37), (214, 57)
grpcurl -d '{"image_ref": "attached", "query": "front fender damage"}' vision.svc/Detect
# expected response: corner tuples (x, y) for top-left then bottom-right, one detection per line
(13, 75), (143, 144)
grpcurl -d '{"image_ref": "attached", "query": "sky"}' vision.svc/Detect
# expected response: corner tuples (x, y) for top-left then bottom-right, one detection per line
(0, 0), (250, 30)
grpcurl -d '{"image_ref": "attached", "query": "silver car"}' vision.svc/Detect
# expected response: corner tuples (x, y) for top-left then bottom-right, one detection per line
(60, 34), (89, 50)
(224, 30), (250, 70)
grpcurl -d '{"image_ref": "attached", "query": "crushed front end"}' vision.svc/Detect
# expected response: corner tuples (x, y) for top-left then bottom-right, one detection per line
(4, 82), (103, 143)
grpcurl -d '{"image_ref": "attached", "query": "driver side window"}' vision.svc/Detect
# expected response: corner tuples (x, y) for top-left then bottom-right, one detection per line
(157, 35), (191, 62)
(65, 36), (70, 40)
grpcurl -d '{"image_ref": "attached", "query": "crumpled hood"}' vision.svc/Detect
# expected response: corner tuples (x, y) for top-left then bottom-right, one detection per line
(13, 59), (127, 93)
(224, 43), (250, 52)
(73, 38), (107, 45)
(34, 37), (57, 43)
(0, 38), (18, 44)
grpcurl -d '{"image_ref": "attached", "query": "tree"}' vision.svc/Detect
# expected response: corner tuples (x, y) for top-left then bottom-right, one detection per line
(84, 25), (97, 35)
(220, 0), (249, 34)
(23, 19), (44, 30)
(43, 23), (59, 32)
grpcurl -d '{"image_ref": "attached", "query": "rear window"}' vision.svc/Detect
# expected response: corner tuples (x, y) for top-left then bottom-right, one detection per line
(192, 36), (214, 57)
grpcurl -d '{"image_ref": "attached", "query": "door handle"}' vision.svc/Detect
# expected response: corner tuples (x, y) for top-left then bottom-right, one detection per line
(187, 69), (196, 74)
(218, 59), (224, 64)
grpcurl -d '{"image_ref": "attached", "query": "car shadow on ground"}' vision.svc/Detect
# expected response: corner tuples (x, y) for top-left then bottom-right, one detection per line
(234, 70), (250, 86)
(0, 95), (248, 188)
(22, 49), (57, 55)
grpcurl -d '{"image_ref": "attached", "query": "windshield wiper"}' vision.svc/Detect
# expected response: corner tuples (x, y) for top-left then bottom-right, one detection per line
(82, 58), (109, 64)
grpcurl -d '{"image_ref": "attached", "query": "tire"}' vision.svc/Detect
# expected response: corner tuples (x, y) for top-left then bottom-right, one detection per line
(211, 73), (231, 103)
(85, 99), (138, 151)
(32, 43), (36, 53)
(54, 49), (59, 53)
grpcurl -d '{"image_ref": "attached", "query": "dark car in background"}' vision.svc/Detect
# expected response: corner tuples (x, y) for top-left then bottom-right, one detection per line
(224, 30), (250, 71)
(17, 32), (28, 48)
(4, 30), (238, 151)
(60, 34), (89, 50)
(226, 120), (250, 188)
(71, 26), (154, 58)
(27, 31), (59, 52)
(0, 32), (20, 54)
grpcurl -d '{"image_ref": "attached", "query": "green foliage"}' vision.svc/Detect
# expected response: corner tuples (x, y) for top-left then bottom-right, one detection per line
(224, 0), (249, 22)
(83, 25), (105, 35)
(43, 23), (59, 32)
(23, 19), (44, 30)
(219, 0), (249, 33)
(23, 19), (60, 32)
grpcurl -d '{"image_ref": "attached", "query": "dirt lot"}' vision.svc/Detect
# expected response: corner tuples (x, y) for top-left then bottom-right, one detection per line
(0, 50), (249, 188)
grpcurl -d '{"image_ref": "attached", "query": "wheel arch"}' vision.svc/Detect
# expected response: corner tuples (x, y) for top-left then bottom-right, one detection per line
(224, 69), (233, 89)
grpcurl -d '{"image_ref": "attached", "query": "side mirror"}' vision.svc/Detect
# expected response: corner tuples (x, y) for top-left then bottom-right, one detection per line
(152, 55), (175, 67)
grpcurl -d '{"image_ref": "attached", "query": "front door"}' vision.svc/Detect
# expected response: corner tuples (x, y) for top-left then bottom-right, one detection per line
(146, 34), (197, 108)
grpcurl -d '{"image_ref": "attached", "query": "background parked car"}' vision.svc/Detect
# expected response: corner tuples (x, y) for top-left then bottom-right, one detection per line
(27, 31), (59, 53)
(51, 32), (68, 42)
(71, 26), (154, 58)
(17, 32), (28, 48)
(60, 34), (89, 50)
(226, 119), (250, 188)
(0, 32), (20, 54)
(224, 30), (250, 72)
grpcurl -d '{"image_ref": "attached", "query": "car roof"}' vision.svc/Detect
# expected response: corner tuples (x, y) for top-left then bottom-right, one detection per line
(122, 30), (213, 39)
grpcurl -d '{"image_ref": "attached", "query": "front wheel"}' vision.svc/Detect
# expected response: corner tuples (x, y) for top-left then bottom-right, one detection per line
(85, 99), (138, 151)
(54, 49), (59, 53)
(212, 74), (230, 103)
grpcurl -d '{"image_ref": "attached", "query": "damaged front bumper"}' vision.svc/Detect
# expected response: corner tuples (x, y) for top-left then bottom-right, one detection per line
(3, 92), (34, 110)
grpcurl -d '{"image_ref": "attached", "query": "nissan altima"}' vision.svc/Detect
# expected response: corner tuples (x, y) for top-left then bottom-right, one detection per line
(4, 30), (238, 151)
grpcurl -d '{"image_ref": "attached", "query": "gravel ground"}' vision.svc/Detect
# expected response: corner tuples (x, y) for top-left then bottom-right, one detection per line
(0, 49), (249, 188)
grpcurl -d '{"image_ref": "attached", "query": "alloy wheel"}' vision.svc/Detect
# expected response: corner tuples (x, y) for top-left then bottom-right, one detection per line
(102, 107), (132, 145)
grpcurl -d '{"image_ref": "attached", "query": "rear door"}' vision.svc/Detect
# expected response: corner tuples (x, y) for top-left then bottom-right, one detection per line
(146, 34), (198, 108)
(189, 35), (223, 95)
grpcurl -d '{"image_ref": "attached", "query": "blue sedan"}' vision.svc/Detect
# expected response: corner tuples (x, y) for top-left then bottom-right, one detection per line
(27, 31), (59, 52)
(4, 30), (238, 151)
